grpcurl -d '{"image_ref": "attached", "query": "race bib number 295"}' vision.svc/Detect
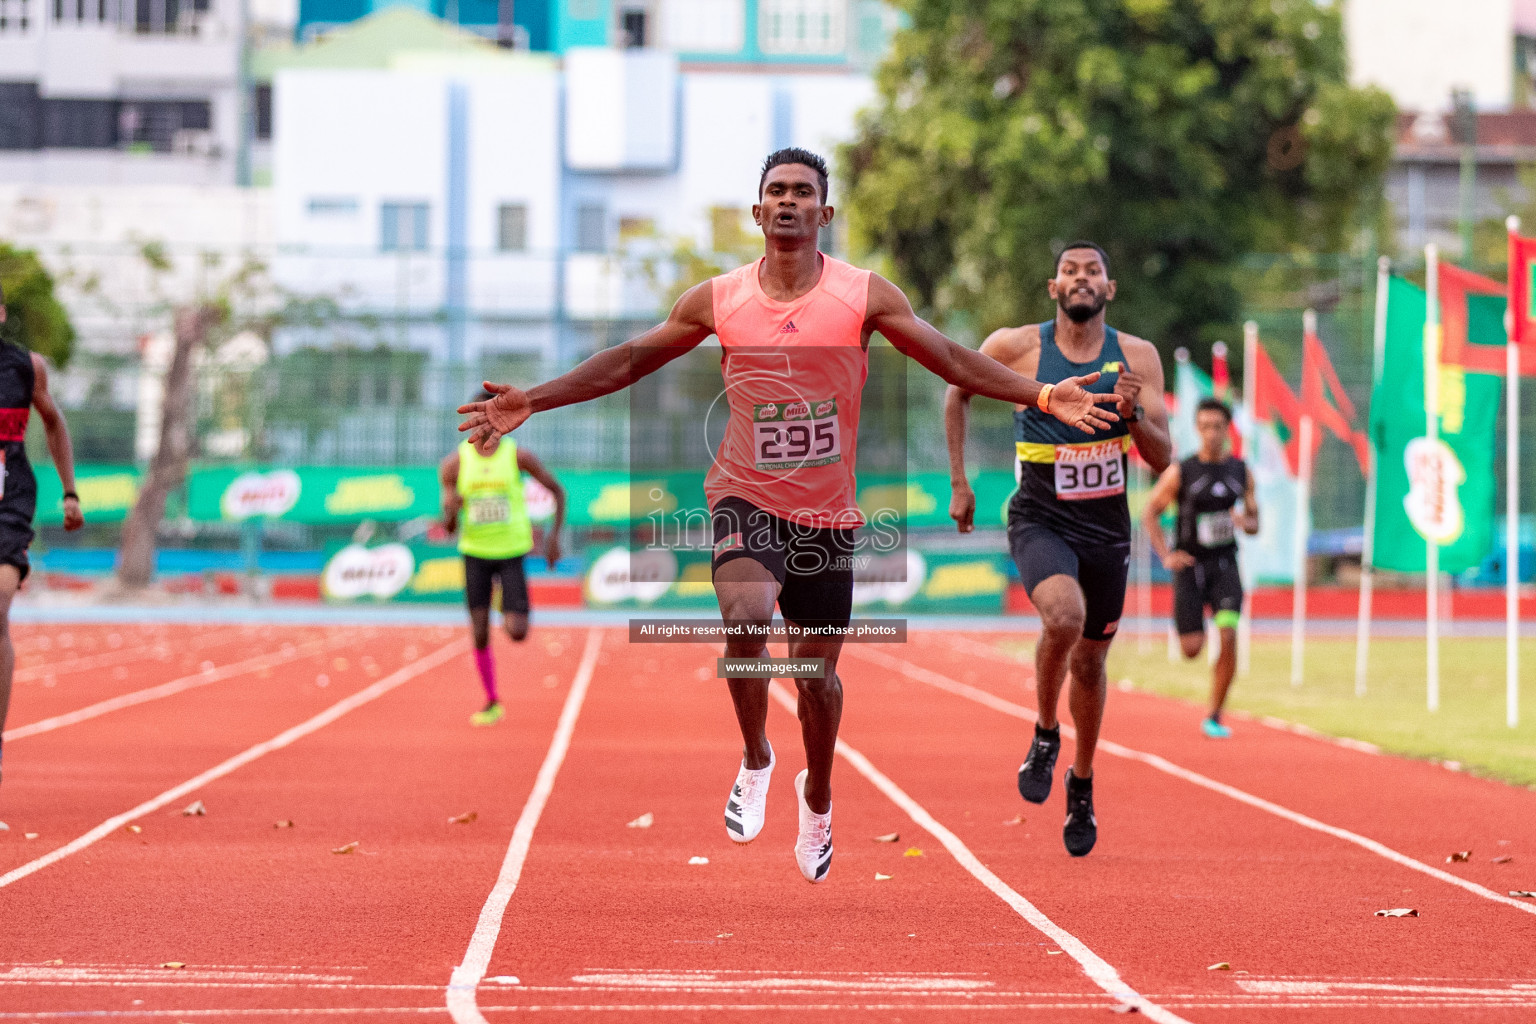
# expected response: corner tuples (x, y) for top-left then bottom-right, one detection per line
(1053, 440), (1125, 500)
(753, 398), (841, 471)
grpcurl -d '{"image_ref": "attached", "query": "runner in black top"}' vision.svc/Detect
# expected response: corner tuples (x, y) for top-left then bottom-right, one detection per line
(946, 243), (1172, 857)
(1141, 397), (1259, 739)
(0, 283), (84, 794)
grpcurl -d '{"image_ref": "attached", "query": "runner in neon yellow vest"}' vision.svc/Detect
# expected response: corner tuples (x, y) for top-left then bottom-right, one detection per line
(440, 399), (566, 726)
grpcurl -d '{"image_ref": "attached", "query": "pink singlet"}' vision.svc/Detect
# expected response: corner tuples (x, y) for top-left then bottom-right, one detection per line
(702, 254), (871, 529)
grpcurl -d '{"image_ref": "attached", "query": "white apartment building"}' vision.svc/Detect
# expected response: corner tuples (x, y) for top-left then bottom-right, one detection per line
(0, 0), (246, 186)
(270, 46), (875, 361)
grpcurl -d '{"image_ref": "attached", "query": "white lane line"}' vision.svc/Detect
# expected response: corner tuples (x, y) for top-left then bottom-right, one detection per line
(447, 628), (603, 1024)
(848, 646), (1536, 919)
(766, 683), (1192, 1024)
(3, 638), (338, 742)
(0, 639), (467, 891)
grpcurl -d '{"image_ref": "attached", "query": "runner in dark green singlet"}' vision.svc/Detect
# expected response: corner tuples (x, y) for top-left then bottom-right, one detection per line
(946, 242), (1172, 857)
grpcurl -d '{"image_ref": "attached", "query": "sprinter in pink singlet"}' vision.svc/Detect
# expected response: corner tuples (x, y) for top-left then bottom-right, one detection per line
(459, 149), (1119, 884)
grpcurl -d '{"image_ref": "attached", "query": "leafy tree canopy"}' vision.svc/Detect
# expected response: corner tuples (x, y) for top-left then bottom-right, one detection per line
(0, 243), (75, 366)
(843, 0), (1396, 351)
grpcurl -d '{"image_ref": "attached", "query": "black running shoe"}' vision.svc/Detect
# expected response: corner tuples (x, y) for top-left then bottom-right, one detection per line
(1062, 768), (1097, 857)
(1017, 724), (1061, 804)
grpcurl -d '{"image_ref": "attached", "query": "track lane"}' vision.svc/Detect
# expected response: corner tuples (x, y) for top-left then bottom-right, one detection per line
(464, 638), (1128, 1020)
(0, 625), (591, 1021)
(831, 638), (1536, 1022)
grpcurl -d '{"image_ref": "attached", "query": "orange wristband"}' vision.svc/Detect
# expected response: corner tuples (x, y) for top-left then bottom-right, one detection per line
(1037, 382), (1055, 413)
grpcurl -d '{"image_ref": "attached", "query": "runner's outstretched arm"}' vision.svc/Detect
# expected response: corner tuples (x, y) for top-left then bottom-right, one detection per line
(865, 276), (1119, 435)
(459, 282), (716, 451)
(31, 354), (82, 531)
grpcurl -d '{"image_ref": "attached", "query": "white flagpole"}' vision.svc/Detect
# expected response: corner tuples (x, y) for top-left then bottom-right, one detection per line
(1355, 257), (1390, 697)
(1506, 216), (1522, 729)
(1291, 309), (1317, 690)
(1425, 243), (1441, 714)
(1239, 320), (1259, 678)
(1291, 413), (1314, 688)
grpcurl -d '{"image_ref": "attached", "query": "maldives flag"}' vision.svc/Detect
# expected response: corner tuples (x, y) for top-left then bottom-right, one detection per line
(1509, 230), (1536, 350)
(1301, 326), (1370, 471)
(1249, 339), (1303, 474)
(1440, 262), (1536, 375)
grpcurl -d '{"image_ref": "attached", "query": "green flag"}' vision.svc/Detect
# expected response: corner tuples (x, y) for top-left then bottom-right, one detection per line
(1369, 276), (1500, 574)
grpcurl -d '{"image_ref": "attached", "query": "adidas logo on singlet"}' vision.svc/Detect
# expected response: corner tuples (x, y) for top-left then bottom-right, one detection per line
(780, 321), (799, 334)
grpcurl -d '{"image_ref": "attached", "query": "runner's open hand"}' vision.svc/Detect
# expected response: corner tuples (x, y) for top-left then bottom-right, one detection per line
(949, 482), (976, 534)
(62, 495), (83, 531)
(1113, 366), (1144, 420)
(458, 382), (531, 455)
(1050, 373), (1121, 434)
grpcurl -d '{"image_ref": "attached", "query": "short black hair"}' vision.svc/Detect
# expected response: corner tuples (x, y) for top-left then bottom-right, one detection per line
(1196, 396), (1233, 423)
(759, 148), (829, 203)
(1056, 241), (1111, 277)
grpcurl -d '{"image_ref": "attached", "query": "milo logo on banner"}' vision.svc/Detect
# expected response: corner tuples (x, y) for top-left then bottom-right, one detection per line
(322, 543), (416, 601)
(222, 470), (301, 519)
(1403, 437), (1467, 546)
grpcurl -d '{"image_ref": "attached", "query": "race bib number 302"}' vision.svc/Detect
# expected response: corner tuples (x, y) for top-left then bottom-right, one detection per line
(752, 398), (842, 471)
(1052, 440), (1125, 500)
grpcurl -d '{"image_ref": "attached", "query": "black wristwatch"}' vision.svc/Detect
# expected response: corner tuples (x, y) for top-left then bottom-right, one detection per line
(1127, 404), (1144, 424)
(63, 491), (78, 501)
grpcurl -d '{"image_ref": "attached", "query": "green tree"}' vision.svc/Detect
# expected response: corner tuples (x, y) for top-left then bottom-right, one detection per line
(0, 243), (75, 366)
(843, 0), (1396, 351)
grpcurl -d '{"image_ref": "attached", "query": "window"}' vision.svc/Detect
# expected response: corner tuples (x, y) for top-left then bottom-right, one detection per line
(663, 0), (743, 52)
(760, 0), (844, 55)
(253, 84), (272, 140)
(118, 99), (212, 152)
(575, 203), (606, 253)
(497, 203), (528, 252)
(381, 202), (429, 252)
(42, 99), (118, 148)
(0, 82), (42, 150)
(308, 197), (359, 216)
(0, 0), (33, 32)
(619, 6), (645, 46)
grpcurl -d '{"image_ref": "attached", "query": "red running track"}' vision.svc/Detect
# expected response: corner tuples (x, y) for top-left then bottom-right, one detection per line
(0, 623), (1533, 1022)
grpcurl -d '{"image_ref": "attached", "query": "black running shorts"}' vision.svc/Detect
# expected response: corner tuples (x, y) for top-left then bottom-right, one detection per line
(710, 496), (855, 629)
(463, 553), (530, 615)
(1008, 520), (1129, 642)
(0, 514), (33, 583)
(1173, 552), (1244, 636)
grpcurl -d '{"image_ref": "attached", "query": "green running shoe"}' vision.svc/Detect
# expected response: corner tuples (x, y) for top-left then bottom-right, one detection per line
(470, 702), (505, 727)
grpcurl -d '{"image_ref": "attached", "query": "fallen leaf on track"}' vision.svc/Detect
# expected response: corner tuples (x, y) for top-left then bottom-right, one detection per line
(717, 932), (733, 939)
(688, 856), (709, 865)
(181, 801), (206, 817)
(1046, 950), (1062, 955)
(332, 841), (360, 855)
(903, 847), (924, 857)
(160, 962), (186, 970)
(874, 873), (893, 881)
(1111, 1005), (1140, 1014)
(47, 960), (62, 966)
(1374, 908), (1419, 917)
(1208, 962), (1231, 971)
(1447, 851), (1471, 863)
(1003, 814), (1025, 826)
(449, 811), (478, 825)
(1511, 891), (1536, 898)
(24, 833), (38, 840)
(274, 820), (294, 829)
(0, 822), (8, 831)
(125, 825), (142, 834)
(626, 812), (655, 829)
(873, 832), (899, 843)
(1493, 855), (1514, 864)
(487, 976), (520, 985)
